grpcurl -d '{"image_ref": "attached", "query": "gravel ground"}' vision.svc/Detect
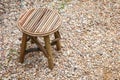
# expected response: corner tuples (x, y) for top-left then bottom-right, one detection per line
(0, 0), (120, 80)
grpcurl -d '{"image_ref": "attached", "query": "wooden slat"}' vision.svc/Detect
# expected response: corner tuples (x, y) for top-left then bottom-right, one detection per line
(26, 9), (46, 31)
(41, 12), (57, 32)
(51, 17), (60, 31)
(24, 9), (39, 30)
(34, 9), (51, 33)
(22, 9), (37, 29)
(25, 9), (40, 30)
(44, 14), (59, 32)
(19, 9), (35, 26)
(30, 8), (47, 32)
(29, 9), (43, 31)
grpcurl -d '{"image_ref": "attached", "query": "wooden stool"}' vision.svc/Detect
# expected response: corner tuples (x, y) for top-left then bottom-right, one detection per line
(17, 8), (62, 70)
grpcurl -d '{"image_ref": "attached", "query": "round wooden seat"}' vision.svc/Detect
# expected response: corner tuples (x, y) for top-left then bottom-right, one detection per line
(17, 8), (62, 36)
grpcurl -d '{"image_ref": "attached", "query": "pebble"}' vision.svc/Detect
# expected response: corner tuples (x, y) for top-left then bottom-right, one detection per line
(0, 0), (120, 80)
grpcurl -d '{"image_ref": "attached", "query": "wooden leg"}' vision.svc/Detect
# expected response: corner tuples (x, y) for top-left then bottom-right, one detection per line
(44, 35), (54, 70)
(19, 33), (27, 63)
(54, 31), (61, 51)
(30, 37), (48, 58)
(30, 37), (36, 44)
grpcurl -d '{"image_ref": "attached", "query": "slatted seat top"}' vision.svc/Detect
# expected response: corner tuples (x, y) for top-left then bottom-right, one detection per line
(17, 8), (62, 36)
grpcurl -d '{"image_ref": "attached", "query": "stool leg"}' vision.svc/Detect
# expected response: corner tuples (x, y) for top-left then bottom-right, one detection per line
(30, 37), (48, 58)
(19, 33), (27, 63)
(44, 35), (54, 70)
(30, 37), (37, 44)
(54, 31), (61, 51)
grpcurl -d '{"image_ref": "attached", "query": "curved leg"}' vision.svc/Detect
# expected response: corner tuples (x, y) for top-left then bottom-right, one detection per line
(19, 33), (27, 63)
(44, 35), (54, 70)
(54, 31), (61, 51)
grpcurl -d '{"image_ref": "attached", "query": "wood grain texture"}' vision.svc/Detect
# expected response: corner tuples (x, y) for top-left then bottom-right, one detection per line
(19, 33), (27, 63)
(17, 8), (62, 36)
(44, 35), (54, 70)
(54, 31), (61, 51)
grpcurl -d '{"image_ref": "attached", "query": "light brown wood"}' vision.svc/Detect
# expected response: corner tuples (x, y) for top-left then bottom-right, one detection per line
(17, 8), (62, 36)
(54, 31), (61, 51)
(19, 33), (27, 63)
(17, 8), (62, 70)
(44, 35), (54, 70)
(30, 37), (48, 58)
(19, 9), (35, 26)
(25, 38), (60, 54)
